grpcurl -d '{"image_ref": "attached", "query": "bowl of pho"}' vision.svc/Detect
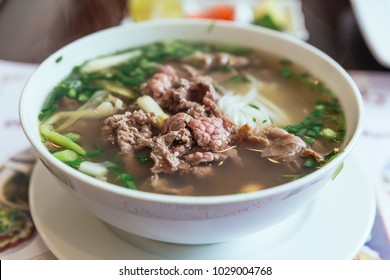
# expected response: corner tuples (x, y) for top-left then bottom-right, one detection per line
(20, 20), (363, 244)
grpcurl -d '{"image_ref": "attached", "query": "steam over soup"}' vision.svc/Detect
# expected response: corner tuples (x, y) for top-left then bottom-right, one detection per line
(39, 41), (345, 196)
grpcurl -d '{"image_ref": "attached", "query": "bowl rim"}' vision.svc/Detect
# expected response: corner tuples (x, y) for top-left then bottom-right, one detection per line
(19, 19), (364, 205)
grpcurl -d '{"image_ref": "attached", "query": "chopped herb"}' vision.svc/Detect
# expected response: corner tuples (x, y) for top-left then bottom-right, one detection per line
(213, 44), (252, 55)
(277, 174), (304, 181)
(86, 145), (105, 158)
(336, 129), (346, 142)
(306, 129), (318, 138)
(55, 56), (63, 63)
(304, 136), (314, 145)
(280, 62), (332, 94)
(253, 14), (283, 31)
(117, 173), (137, 190)
(228, 74), (250, 84)
(284, 97), (344, 143)
(281, 67), (294, 78)
(296, 128), (307, 136)
(303, 157), (317, 168)
(221, 65), (233, 73)
(331, 162), (344, 180)
(249, 103), (260, 110)
(280, 59), (292, 66)
(107, 163), (124, 174)
(86, 150), (104, 157)
(324, 149), (342, 163)
(136, 154), (150, 165)
(253, 118), (257, 123)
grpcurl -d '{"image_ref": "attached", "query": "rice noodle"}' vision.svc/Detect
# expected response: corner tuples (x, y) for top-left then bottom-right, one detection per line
(217, 79), (289, 129)
(80, 50), (142, 73)
(44, 91), (122, 132)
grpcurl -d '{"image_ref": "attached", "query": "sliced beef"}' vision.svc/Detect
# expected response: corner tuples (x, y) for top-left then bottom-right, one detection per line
(179, 64), (199, 77)
(140, 65), (179, 109)
(150, 134), (190, 174)
(185, 151), (227, 165)
(150, 112), (234, 175)
(142, 65), (222, 118)
(161, 112), (192, 133)
(173, 75), (223, 118)
(237, 126), (326, 163)
(260, 127), (307, 162)
(101, 110), (157, 155)
(187, 116), (233, 152)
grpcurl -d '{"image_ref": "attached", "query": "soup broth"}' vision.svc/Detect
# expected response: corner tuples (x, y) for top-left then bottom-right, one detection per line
(39, 41), (345, 196)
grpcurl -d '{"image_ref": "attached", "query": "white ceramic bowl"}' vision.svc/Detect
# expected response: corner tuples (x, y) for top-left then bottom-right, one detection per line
(19, 20), (363, 244)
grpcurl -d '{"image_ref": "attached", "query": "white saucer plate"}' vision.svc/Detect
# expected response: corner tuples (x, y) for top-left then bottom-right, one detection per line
(29, 154), (376, 260)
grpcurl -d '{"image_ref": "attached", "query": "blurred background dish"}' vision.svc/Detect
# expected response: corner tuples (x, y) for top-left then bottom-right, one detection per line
(350, 0), (390, 68)
(127, 0), (309, 39)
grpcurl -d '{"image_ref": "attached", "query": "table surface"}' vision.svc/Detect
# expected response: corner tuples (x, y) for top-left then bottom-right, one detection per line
(0, 0), (388, 72)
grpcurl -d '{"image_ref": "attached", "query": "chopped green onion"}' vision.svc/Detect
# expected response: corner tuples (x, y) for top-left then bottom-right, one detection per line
(53, 149), (78, 163)
(86, 150), (104, 158)
(214, 44), (251, 55)
(228, 74), (250, 84)
(68, 157), (84, 169)
(117, 173), (135, 182)
(304, 136), (315, 145)
(281, 67), (294, 78)
(117, 173), (137, 190)
(277, 174), (304, 181)
(320, 128), (338, 139)
(306, 129), (318, 138)
(107, 163), (124, 174)
(55, 56), (63, 63)
(64, 132), (81, 142)
(249, 103), (260, 110)
(331, 162), (344, 180)
(78, 161), (108, 179)
(296, 128), (307, 136)
(40, 124), (86, 156)
(124, 180), (136, 190)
